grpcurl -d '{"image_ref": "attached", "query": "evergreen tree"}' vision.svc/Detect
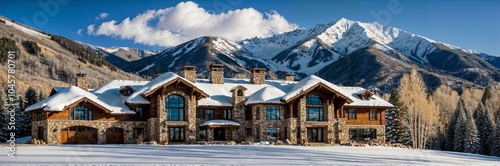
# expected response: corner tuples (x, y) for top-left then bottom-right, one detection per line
(21, 87), (38, 137)
(452, 99), (467, 152)
(473, 102), (494, 155)
(38, 90), (45, 102)
(445, 99), (464, 151)
(386, 89), (411, 145)
(480, 87), (491, 104)
(464, 115), (480, 154)
(492, 120), (500, 157)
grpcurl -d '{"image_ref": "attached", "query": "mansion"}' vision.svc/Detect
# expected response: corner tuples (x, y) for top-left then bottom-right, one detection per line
(26, 64), (393, 145)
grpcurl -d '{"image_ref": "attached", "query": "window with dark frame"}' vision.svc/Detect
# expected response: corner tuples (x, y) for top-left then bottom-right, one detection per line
(349, 128), (377, 141)
(266, 127), (280, 141)
(166, 95), (184, 121)
(70, 106), (92, 120)
(206, 110), (214, 120)
(370, 110), (377, 120)
(224, 110), (232, 120)
(237, 89), (244, 96)
(306, 95), (324, 121)
(348, 109), (356, 120)
(168, 127), (185, 142)
(266, 106), (280, 120)
(136, 107), (143, 118)
(198, 128), (207, 140)
(133, 128), (144, 140)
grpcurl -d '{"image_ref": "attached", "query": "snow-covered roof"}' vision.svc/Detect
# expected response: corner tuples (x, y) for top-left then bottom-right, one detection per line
(28, 72), (392, 115)
(25, 86), (135, 114)
(282, 75), (352, 102)
(342, 87), (393, 107)
(199, 120), (240, 127)
(126, 72), (207, 104)
(194, 78), (295, 106)
(246, 86), (286, 105)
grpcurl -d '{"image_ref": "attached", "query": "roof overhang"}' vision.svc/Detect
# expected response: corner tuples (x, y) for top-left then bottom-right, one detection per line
(143, 78), (209, 98)
(284, 83), (353, 103)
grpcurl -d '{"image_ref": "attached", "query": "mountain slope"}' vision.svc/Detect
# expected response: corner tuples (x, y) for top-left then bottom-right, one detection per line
(0, 16), (142, 96)
(115, 18), (499, 92)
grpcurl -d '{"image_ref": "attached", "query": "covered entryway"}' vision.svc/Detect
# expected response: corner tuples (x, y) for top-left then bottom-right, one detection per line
(60, 126), (98, 144)
(214, 128), (226, 141)
(307, 128), (324, 142)
(106, 127), (124, 144)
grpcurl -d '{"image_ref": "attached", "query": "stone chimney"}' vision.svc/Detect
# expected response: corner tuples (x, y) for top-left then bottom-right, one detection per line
(250, 68), (266, 84)
(209, 64), (224, 84)
(285, 73), (294, 81)
(76, 73), (88, 91)
(180, 66), (197, 83)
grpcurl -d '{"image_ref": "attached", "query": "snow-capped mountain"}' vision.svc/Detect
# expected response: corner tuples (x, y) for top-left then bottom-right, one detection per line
(121, 18), (499, 92)
(79, 42), (162, 68)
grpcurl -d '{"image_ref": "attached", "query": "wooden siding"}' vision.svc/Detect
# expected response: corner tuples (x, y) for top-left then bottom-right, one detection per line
(344, 107), (386, 125)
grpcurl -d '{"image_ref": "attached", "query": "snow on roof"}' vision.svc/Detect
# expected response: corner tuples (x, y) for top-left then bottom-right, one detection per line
(25, 86), (134, 114)
(195, 78), (294, 106)
(52, 87), (67, 93)
(246, 86), (286, 105)
(126, 72), (203, 104)
(282, 75), (351, 102)
(199, 120), (240, 127)
(92, 80), (149, 114)
(342, 87), (393, 107)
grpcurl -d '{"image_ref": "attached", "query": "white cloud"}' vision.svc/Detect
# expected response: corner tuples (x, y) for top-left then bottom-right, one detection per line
(95, 12), (109, 20)
(77, 29), (83, 35)
(86, 1), (298, 47)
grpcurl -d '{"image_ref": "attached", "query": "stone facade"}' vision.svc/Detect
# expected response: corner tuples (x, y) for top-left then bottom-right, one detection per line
(76, 73), (88, 91)
(209, 65), (224, 84)
(180, 66), (197, 83)
(250, 68), (266, 84)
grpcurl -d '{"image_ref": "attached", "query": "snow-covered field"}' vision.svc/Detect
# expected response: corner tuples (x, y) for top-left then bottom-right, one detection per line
(1, 145), (499, 165)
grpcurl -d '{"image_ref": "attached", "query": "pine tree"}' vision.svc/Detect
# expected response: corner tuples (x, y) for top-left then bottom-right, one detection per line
(492, 120), (500, 157)
(38, 90), (45, 102)
(480, 87), (491, 104)
(473, 102), (494, 155)
(446, 99), (462, 151)
(452, 99), (467, 152)
(21, 87), (38, 137)
(464, 114), (480, 154)
(386, 89), (412, 145)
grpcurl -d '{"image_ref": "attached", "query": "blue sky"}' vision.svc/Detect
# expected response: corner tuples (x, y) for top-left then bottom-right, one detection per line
(1, 0), (499, 55)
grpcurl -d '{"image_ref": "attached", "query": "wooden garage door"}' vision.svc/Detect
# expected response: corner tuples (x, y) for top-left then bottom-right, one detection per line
(106, 127), (124, 144)
(60, 126), (98, 144)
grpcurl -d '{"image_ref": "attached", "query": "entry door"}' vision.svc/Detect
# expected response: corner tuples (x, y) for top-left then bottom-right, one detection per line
(307, 128), (323, 142)
(37, 126), (43, 141)
(214, 128), (225, 141)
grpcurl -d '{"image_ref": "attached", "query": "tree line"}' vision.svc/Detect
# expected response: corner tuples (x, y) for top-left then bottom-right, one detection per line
(0, 86), (45, 142)
(385, 69), (500, 157)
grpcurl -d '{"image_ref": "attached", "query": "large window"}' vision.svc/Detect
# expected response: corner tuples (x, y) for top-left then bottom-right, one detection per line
(370, 110), (377, 120)
(348, 109), (356, 120)
(169, 127), (185, 142)
(70, 106), (92, 120)
(166, 95), (184, 121)
(206, 110), (214, 119)
(245, 128), (252, 138)
(349, 128), (377, 141)
(306, 95), (324, 121)
(266, 127), (280, 141)
(133, 128), (144, 140)
(266, 106), (280, 120)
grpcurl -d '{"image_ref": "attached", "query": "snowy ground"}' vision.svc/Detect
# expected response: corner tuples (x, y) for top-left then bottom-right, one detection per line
(1, 145), (499, 165)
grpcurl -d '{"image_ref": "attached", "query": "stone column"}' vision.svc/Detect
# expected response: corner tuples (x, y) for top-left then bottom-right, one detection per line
(207, 128), (214, 142)
(298, 96), (307, 144)
(97, 128), (105, 144)
(186, 95), (197, 143)
(326, 102), (335, 144)
(287, 118), (297, 144)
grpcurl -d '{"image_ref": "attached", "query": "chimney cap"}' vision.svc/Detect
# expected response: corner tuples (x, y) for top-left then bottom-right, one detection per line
(210, 64), (224, 68)
(76, 73), (87, 77)
(251, 68), (266, 73)
(181, 66), (196, 70)
(286, 73), (293, 76)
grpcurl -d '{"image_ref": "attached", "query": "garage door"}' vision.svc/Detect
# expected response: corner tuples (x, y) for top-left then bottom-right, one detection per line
(106, 127), (124, 144)
(60, 126), (98, 144)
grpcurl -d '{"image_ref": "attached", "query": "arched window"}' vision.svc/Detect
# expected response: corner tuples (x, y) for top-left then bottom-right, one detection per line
(166, 95), (184, 121)
(306, 95), (324, 121)
(306, 95), (322, 105)
(237, 89), (244, 96)
(70, 106), (92, 120)
(125, 89), (132, 96)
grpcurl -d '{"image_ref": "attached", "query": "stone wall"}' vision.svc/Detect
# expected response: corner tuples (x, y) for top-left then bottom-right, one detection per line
(250, 104), (286, 142)
(44, 120), (147, 144)
(158, 90), (197, 143)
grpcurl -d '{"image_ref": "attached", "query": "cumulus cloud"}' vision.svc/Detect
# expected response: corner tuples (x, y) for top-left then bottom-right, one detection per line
(95, 12), (109, 20)
(86, 1), (298, 47)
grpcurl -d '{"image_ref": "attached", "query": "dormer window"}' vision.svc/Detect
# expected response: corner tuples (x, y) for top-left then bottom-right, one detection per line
(358, 90), (373, 101)
(120, 86), (135, 96)
(230, 85), (247, 98)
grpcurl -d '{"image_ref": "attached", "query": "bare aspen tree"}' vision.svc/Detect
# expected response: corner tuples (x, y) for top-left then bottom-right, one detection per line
(399, 69), (439, 149)
(461, 88), (483, 115)
(433, 85), (460, 148)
